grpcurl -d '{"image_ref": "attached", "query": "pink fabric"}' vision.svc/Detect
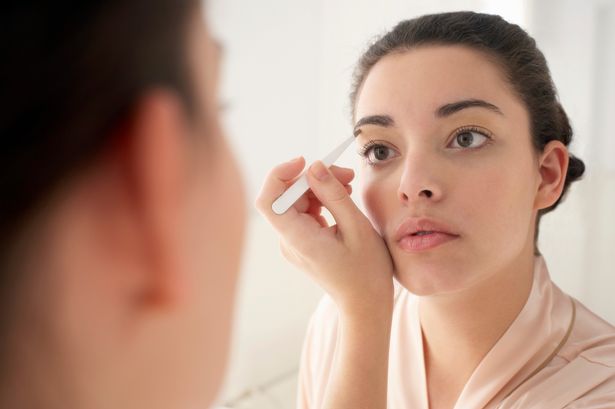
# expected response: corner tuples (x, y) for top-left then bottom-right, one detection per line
(297, 256), (615, 408)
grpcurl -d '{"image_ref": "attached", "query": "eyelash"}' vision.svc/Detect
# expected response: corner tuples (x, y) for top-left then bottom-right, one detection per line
(358, 125), (493, 165)
(451, 125), (493, 148)
(358, 140), (397, 166)
(358, 140), (382, 157)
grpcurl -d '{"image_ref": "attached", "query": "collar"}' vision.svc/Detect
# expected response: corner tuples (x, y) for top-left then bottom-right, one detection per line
(399, 256), (575, 409)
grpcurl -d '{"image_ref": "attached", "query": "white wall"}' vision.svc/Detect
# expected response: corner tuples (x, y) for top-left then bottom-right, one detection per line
(208, 1), (615, 407)
(208, 2), (326, 407)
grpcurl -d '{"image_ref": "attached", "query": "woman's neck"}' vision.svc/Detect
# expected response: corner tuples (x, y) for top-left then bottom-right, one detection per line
(418, 249), (536, 404)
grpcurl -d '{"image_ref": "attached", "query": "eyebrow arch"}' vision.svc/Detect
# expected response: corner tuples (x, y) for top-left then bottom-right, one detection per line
(436, 98), (503, 117)
(353, 115), (395, 137)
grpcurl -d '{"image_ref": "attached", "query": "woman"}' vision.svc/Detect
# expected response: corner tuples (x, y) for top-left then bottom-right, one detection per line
(1, 1), (245, 408)
(256, 11), (615, 409)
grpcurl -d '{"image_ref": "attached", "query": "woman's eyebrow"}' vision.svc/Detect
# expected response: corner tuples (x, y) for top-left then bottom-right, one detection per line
(353, 100), (501, 137)
(436, 98), (503, 117)
(353, 115), (395, 137)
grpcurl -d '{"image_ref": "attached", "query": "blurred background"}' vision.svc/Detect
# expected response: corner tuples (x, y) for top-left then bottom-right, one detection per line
(206, 0), (615, 407)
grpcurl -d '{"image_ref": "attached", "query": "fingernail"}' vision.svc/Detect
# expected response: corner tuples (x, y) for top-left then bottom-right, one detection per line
(288, 156), (302, 163)
(310, 161), (329, 181)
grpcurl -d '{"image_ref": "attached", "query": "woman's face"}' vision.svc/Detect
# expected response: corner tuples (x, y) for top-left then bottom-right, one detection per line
(354, 46), (541, 296)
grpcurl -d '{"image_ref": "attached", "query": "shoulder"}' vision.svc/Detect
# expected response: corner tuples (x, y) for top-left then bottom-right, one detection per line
(547, 297), (615, 407)
(562, 297), (615, 368)
(496, 294), (615, 408)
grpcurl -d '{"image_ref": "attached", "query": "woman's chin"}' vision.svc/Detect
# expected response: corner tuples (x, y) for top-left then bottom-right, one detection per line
(392, 258), (473, 296)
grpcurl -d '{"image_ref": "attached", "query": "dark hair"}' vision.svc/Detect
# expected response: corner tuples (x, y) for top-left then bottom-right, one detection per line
(0, 0), (198, 375)
(350, 11), (585, 253)
(1, 0), (198, 260)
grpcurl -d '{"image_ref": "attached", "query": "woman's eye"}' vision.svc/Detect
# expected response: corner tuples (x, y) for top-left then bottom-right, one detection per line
(449, 130), (490, 149)
(362, 144), (398, 165)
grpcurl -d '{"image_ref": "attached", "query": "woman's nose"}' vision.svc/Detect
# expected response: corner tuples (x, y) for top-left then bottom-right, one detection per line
(397, 156), (444, 205)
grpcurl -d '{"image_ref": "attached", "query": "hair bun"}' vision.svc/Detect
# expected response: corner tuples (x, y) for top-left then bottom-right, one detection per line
(567, 154), (585, 182)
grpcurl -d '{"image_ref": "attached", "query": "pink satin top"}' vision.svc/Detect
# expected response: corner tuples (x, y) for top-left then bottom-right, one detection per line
(297, 256), (615, 408)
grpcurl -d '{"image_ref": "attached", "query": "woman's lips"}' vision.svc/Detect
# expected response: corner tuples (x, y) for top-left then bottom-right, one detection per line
(394, 217), (460, 252)
(397, 231), (458, 252)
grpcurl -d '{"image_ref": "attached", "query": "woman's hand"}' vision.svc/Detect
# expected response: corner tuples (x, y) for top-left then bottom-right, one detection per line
(255, 156), (394, 314)
(256, 156), (396, 409)
(256, 156), (395, 409)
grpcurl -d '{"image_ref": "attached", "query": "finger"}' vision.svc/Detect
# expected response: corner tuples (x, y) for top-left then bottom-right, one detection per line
(256, 157), (330, 243)
(255, 156), (305, 214)
(306, 183), (352, 200)
(294, 166), (353, 212)
(294, 191), (322, 214)
(329, 166), (355, 186)
(255, 159), (353, 215)
(260, 161), (353, 216)
(306, 196), (323, 218)
(306, 161), (364, 233)
(298, 184), (351, 214)
(293, 193), (311, 213)
(315, 215), (329, 228)
(306, 200), (329, 228)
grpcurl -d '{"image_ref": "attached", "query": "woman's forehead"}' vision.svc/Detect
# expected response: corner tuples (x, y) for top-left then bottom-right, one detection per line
(354, 45), (521, 123)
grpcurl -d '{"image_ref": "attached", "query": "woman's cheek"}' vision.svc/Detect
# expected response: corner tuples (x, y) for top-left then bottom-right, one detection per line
(361, 170), (395, 237)
(462, 165), (527, 250)
(361, 175), (384, 234)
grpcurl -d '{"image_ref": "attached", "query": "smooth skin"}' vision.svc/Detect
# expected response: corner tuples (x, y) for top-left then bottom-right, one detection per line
(2, 8), (246, 409)
(257, 45), (568, 409)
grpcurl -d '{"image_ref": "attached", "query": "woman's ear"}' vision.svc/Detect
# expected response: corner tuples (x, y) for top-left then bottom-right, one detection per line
(120, 89), (189, 308)
(534, 140), (569, 211)
(66, 89), (190, 313)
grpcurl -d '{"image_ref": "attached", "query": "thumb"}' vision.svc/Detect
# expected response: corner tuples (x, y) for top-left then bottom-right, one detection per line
(306, 160), (364, 232)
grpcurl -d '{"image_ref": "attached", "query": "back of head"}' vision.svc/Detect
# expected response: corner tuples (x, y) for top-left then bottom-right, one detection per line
(1, 0), (196, 257)
(1, 0), (201, 403)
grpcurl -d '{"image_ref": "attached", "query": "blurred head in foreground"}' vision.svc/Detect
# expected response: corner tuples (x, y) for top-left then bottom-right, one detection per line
(0, 1), (246, 408)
